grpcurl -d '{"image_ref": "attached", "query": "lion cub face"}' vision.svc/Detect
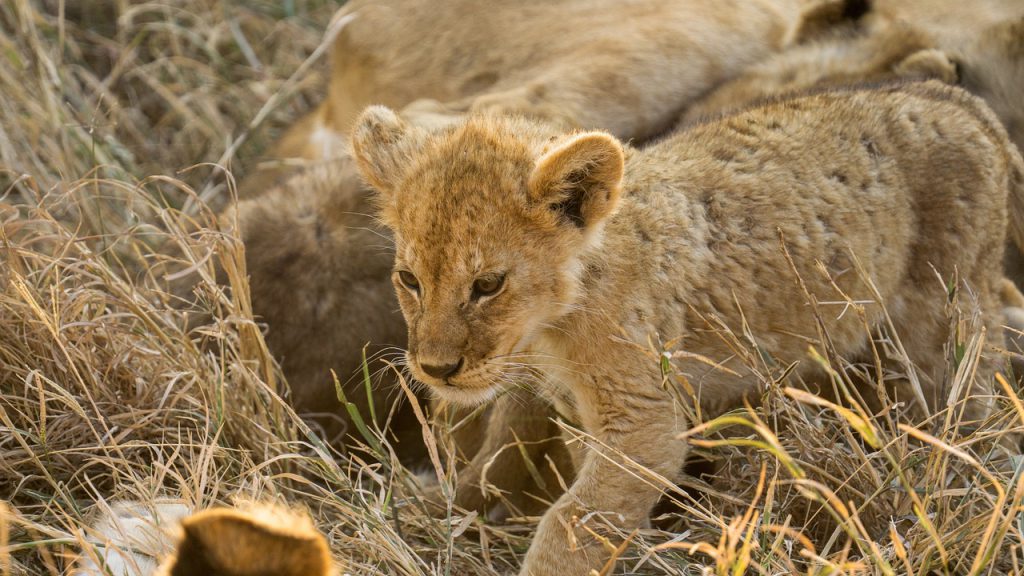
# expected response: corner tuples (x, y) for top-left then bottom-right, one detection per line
(352, 107), (624, 403)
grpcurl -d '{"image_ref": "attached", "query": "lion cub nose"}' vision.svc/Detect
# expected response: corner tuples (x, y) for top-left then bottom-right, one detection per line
(420, 358), (464, 380)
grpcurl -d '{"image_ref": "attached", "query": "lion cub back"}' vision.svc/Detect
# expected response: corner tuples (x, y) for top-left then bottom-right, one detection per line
(681, 3), (1024, 155)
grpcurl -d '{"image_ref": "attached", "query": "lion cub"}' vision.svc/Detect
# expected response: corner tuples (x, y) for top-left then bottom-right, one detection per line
(352, 81), (1024, 575)
(676, 10), (1024, 291)
(75, 502), (333, 576)
(157, 505), (334, 576)
(681, 9), (1024, 157)
(222, 160), (418, 453)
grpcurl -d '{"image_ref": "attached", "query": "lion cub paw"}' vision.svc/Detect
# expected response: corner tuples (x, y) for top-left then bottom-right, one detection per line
(469, 86), (578, 130)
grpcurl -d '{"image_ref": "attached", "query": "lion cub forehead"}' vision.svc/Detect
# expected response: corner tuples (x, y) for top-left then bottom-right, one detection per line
(406, 115), (549, 179)
(448, 114), (553, 150)
(402, 236), (498, 277)
(414, 132), (534, 182)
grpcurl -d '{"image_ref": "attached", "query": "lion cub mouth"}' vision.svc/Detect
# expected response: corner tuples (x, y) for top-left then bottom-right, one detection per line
(408, 353), (507, 405)
(424, 378), (500, 405)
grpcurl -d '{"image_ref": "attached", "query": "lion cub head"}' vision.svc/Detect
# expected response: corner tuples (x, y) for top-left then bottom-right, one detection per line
(157, 505), (334, 576)
(351, 107), (624, 404)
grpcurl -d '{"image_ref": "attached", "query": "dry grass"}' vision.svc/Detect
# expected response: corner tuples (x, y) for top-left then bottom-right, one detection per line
(2, 1), (1024, 575)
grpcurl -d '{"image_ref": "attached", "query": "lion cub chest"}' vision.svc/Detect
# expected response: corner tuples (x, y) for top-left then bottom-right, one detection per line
(529, 333), (586, 424)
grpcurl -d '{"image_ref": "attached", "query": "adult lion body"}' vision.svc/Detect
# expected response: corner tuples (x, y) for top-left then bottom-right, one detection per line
(871, 0), (1023, 36)
(266, 0), (820, 176)
(352, 81), (1024, 575)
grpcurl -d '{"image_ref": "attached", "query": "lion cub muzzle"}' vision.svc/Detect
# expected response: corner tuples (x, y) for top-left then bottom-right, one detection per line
(406, 297), (472, 388)
(418, 357), (464, 381)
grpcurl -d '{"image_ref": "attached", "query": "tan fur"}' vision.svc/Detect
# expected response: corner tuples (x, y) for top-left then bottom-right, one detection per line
(869, 0), (1024, 36)
(353, 82), (1024, 575)
(1000, 279), (1024, 379)
(233, 0), (911, 508)
(156, 505), (334, 576)
(787, 0), (870, 42)
(679, 3), (1024, 156)
(229, 152), (575, 501)
(256, 0), (832, 188)
(677, 6), (1024, 288)
(868, 2), (1024, 154)
(679, 22), (957, 125)
(222, 160), (421, 453)
(75, 502), (334, 576)
(949, 17), (1024, 170)
(432, 392), (576, 518)
(236, 0), (866, 492)
(941, 13), (1024, 308)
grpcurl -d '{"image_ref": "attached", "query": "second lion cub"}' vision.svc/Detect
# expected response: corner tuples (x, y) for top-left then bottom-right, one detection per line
(352, 81), (1024, 575)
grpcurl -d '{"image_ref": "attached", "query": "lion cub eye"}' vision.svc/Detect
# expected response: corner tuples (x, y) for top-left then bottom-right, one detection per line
(472, 274), (506, 300)
(398, 270), (420, 293)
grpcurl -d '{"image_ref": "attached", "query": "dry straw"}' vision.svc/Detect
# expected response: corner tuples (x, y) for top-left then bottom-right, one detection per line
(2, 2), (1024, 575)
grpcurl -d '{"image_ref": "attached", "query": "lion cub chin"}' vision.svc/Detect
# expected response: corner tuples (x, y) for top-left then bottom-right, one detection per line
(352, 80), (1024, 576)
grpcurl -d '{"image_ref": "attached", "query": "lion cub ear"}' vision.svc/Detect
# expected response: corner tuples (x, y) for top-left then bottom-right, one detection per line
(528, 132), (625, 230)
(351, 105), (418, 194)
(161, 506), (333, 576)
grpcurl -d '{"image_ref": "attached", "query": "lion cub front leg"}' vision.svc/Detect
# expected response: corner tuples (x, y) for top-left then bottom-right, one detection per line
(450, 392), (574, 518)
(518, 378), (688, 576)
